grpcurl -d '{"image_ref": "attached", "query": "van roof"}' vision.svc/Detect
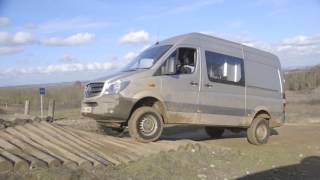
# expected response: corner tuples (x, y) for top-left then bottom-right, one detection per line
(158, 33), (280, 67)
(160, 32), (243, 46)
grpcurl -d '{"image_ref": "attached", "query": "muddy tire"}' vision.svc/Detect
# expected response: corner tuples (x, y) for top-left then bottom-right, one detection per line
(97, 123), (124, 136)
(205, 127), (225, 138)
(128, 107), (163, 143)
(247, 117), (270, 145)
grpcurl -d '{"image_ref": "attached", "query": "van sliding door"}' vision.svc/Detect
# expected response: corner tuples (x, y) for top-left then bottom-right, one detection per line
(199, 49), (246, 126)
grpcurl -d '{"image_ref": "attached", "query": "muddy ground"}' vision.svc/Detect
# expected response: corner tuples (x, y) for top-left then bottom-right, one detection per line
(3, 118), (320, 180)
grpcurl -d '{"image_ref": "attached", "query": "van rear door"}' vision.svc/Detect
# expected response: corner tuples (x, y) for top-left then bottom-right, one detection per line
(199, 50), (246, 126)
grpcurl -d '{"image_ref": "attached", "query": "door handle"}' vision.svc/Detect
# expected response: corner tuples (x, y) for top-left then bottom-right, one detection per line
(190, 81), (199, 86)
(204, 83), (213, 88)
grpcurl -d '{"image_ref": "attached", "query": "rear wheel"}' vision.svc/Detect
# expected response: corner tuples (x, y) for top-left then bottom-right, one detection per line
(247, 117), (270, 145)
(205, 127), (225, 138)
(128, 107), (163, 143)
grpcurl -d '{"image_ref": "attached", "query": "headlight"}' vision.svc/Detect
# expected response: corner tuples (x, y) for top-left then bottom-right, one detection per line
(104, 80), (130, 95)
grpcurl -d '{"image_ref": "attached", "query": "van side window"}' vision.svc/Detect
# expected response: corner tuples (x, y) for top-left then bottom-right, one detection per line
(161, 48), (197, 75)
(205, 51), (244, 86)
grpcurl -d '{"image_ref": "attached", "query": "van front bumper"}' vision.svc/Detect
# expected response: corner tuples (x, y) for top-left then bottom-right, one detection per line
(81, 94), (135, 122)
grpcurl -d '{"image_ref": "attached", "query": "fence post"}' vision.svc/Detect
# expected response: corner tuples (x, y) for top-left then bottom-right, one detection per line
(24, 100), (30, 115)
(48, 99), (55, 121)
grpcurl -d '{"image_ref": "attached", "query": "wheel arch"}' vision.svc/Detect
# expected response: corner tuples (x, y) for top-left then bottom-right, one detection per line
(128, 95), (168, 124)
(246, 106), (272, 126)
(251, 106), (271, 122)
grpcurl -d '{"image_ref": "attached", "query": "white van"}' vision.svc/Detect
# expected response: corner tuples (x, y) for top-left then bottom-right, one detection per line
(82, 33), (286, 145)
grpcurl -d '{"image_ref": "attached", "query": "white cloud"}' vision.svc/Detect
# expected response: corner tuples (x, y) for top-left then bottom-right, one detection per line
(0, 31), (35, 45)
(124, 52), (139, 61)
(277, 35), (320, 55)
(60, 54), (76, 62)
(0, 47), (23, 55)
(3, 62), (116, 75)
(0, 17), (10, 27)
(43, 33), (96, 46)
(119, 30), (150, 44)
(38, 17), (110, 33)
(282, 35), (320, 46)
(13, 32), (35, 44)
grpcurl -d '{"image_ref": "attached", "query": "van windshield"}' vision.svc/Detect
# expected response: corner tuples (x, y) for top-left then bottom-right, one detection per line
(122, 45), (172, 72)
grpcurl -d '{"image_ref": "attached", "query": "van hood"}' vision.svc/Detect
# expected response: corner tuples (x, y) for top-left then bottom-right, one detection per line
(93, 69), (147, 83)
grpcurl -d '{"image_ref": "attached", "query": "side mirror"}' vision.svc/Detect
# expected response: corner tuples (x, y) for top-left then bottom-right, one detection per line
(161, 57), (176, 75)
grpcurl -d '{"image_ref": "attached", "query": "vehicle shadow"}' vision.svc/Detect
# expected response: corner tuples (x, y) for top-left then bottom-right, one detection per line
(159, 125), (279, 141)
(237, 156), (320, 180)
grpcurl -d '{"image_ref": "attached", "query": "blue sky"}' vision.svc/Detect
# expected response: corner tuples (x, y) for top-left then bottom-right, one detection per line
(0, 0), (319, 86)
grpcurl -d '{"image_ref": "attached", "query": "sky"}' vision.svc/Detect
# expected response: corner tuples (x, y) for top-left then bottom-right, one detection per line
(0, 0), (320, 86)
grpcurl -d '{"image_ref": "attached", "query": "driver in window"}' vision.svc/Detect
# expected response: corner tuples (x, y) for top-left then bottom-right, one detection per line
(177, 51), (195, 74)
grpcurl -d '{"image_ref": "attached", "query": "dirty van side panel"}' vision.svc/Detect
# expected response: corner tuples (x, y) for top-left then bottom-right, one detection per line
(159, 44), (201, 124)
(199, 38), (247, 127)
(244, 48), (283, 127)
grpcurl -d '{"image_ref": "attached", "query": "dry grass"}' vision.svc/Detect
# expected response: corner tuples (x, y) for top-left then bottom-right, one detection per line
(0, 82), (83, 119)
(285, 88), (320, 123)
(285, 65), (320, 91)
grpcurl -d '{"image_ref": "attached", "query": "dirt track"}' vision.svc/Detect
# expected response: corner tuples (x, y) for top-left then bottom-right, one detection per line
(2, 120), (320, 180)
(162, 123), (320, 179)
(57, 119), (320, 179)
(164, 123), (320, 149)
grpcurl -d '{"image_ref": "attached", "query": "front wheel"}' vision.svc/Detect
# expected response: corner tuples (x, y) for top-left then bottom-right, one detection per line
(128, 107), (164, 143)
(247, 117), (270, 145)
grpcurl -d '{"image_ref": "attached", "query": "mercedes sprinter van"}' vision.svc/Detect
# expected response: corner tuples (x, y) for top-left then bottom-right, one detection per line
(81, 33), (285, 145)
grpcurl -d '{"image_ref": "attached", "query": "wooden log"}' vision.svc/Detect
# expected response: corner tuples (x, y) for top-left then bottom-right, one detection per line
(24, 123), (100, 168)
(0, 132), (54, 168)
(34, 122), (110, 166)
(0, 148), (29, 173)
(40, 122), (122, 165)
(0, 156), (12, 174)
(52, 124), (136, 163)
(70, 127), (155, 155)
(14, 125), (90, 168)
(0, 138), (46, 169)
(5, 127), (74, 168)
(64, 126), (148, 160)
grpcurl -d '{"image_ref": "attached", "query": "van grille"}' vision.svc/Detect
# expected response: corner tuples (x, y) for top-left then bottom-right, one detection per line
(85, 82), (104, 97)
